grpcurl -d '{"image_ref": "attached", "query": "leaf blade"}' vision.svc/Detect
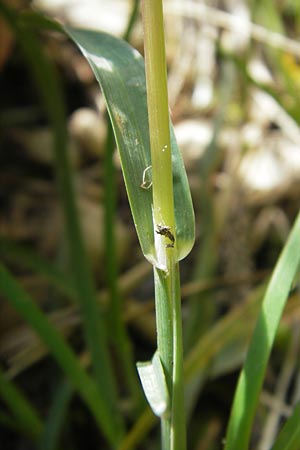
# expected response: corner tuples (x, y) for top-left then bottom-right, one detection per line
(224, 211), (300, 450)
(271, 402), (300, 450)
(65, 27), (194, 265)
(0, 264), (121, 447)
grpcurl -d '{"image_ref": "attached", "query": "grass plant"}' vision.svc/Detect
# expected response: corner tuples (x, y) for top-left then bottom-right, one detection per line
(66, 1), (195, 447)
(0, 1), (300, 450)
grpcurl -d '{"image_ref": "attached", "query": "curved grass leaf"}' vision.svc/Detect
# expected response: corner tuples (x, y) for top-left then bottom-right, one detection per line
(38, 380), (73, 450)
(65, 27), (194, 266)
(0, 237), (76, 301)
(0, 264), (121, 447)
(224, 211), (300, 450)
(0, 368), (43, 440)
(0, 3), (124, 442)
(120, 210), (300, 450)
(119, 285), (265, 450)
(271, 402), (300, 450)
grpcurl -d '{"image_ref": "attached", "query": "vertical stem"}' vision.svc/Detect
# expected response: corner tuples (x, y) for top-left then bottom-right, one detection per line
(142, 1), (186, 449)
(171, 264), (186, 450)
(142, 0), (174, 234)
(153, 267), (173, 448)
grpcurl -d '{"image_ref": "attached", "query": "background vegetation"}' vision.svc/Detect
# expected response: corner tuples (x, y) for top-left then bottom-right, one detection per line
(0, 1), (300, 449)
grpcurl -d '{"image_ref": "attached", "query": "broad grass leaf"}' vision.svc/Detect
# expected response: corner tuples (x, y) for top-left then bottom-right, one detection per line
(65, 27), (194, 265)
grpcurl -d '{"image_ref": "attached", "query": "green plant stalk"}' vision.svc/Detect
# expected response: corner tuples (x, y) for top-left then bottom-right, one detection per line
(142, 1), (186, 449)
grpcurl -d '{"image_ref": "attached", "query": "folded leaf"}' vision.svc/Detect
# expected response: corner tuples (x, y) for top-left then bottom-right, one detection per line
(137, 352), (169, 418)
(65, 27), (194, 265)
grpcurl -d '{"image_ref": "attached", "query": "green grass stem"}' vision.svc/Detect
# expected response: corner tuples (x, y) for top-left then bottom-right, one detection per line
(142, 1), (186, 449)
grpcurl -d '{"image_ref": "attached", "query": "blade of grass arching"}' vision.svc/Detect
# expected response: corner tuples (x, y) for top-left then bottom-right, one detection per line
(2, 260), (151, 382)
(38, 380), (73, 450)
(224, 211), (300, 450)
(65, 26), (195, 267)
(224, 51), (299, 122)
(0, 368), (43, 440)
(118, 408), (156, 450)
(0, 237), (76, 301)
(102, 0), (144, 413)
(64, 19), (194, 450)
(123, 0), (140, 42)
(0, 263), (120, 447)
(0, 2), (123, 440)
(103, 122), (143, 411)
(65, 25), (194, 449)
(251, 0), (300, 120)
(184, 283), (266, 383)
(19, 9), (62, 33)
(271, 402), (300, 450)
(0, 411), (20, 431)
(121, 286), (297, 450)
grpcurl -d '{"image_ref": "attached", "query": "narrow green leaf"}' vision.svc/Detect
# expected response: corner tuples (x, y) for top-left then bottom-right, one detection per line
(225, 211), (300, 450)
(65, 27), (194, 266)
(0, 264), (120, 447)
(0, 3), (123, 440)
(38, 380), (73, 450)
(119, 285), (265, 450)
(0, 410), (20, 432)
(0, 368), (43, 439)
(0, 237), (76, 301)
(271, 402), (300, 450)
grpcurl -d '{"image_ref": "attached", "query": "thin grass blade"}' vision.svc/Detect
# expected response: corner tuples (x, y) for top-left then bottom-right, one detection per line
(38, 380), (73, 450)
(0, 3), (124, 441)
(271, 402), (300, 450)
(0, 368), (43, 440)
(0, 237), (76, 301)
(0, 264), (120, 447)
(224, 211), (300, 450)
